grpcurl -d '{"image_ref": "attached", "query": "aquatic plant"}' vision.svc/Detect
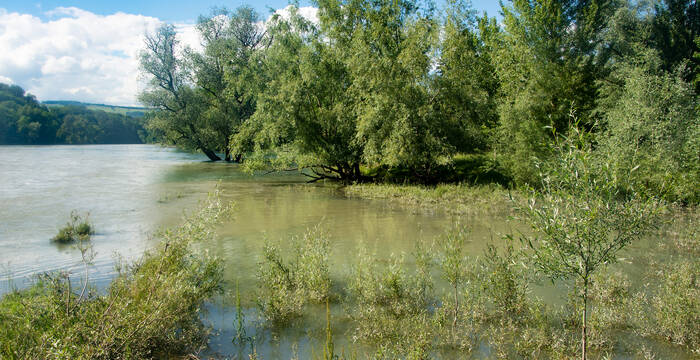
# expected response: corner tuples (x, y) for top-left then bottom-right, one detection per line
(256, 225), (332, 325)
(51, 211), (94, 244)
(649, 260), (700, 353)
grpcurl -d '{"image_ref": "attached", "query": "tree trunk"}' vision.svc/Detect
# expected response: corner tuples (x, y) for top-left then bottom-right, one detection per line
(353, 163), (362, 182)
(224, 137), (231, 162)
(201, 148), (222, 161)
(582, 279), (588, 360)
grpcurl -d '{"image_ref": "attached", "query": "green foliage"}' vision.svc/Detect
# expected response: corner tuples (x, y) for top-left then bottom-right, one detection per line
(651, 0), (700, 90)
(344, 181), (513, 215)
(322, 300), (335, 360)
(483, 244), (530, 320)
(649, 260), (700, 352)
(140, 6), (267, 161)
(0, 83), (143, 145)
(0, 191), (229, 359)
(242, 6), (363, 180)
(256, 225), (332, 325)
(0, 83), (59, 145)
(434, 1), (499, 153)
(346, 241), (434, 350)
(139, 24), (223, 161)
(598, 60), (700, 203)
(51, 211), (94, 244)
(517, 125), (659, 359)
(520, 127), (658, 281)
(132, 0), (697, 199)
(51, 105), (144, 144)
(490, 0), (617, 185)
(242, 1), (473, 181)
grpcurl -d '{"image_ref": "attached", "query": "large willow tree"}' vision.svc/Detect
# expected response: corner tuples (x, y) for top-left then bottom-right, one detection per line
(139, 7), (267, 161)
(242, 1), (474, 182)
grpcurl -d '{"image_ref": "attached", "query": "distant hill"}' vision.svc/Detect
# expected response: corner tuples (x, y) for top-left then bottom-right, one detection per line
(0, 83), (146, 145)
(43, 101), (149, 118)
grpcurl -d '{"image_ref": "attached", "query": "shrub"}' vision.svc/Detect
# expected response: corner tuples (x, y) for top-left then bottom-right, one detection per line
(598, 63), (699, 204)
(650, 260), (700, 352)
(51, 211), (94, 244)
(256, 225), (332, 325)
(346, 241), (434, 351)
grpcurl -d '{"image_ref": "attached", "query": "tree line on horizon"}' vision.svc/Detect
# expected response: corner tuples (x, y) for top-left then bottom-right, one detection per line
(0, 83), (145, 145)
(139, 0), (699, 203)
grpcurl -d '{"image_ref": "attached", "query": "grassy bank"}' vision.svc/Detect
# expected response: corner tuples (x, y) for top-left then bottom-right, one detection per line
(344, 183), (515, 215)
(0, 192), (230, 359)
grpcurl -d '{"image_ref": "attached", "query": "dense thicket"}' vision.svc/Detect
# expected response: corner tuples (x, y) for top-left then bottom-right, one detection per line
(0, 84), (144, 145)
(140, 0), (699, 202)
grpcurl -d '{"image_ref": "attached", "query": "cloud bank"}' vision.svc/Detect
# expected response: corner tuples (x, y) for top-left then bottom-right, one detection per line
(0, 7), (197, 106)
(0, 6), (319, 107)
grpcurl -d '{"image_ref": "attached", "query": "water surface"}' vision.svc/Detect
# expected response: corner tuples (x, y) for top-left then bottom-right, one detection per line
(0, 145), (694, 359)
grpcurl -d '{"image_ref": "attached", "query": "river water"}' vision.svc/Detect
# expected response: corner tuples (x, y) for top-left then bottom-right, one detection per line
(0, 145), (694, 359)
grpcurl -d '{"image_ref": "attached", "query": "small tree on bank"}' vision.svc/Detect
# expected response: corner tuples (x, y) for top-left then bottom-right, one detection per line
(516, 126), (659, 360)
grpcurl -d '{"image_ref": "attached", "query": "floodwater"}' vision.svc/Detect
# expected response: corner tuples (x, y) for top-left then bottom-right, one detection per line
(0, 145), (695, 359)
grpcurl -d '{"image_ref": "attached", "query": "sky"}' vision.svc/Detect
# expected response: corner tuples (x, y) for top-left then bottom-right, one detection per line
(0, 1), (502, 106)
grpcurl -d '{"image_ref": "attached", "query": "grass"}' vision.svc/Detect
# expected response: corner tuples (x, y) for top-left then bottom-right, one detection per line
(344, 182), (515, 215)
(0, 191), (230, 359)
(51, 211), (94, 244)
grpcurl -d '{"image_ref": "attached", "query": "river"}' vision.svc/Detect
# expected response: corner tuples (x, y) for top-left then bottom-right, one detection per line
(0, 144), (694, 359)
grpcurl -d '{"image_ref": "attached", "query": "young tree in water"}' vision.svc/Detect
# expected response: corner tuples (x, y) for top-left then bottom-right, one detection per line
(139, 24), (222, 161)
(517, 125), (658, 360)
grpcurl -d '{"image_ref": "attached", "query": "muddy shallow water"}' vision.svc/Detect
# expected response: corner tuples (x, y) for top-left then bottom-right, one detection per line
(0, 145), (694, 359)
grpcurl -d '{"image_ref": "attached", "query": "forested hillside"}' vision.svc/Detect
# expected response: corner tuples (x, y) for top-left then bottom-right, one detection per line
(139, 0), (699, 204)
(0, 83), (144, 145)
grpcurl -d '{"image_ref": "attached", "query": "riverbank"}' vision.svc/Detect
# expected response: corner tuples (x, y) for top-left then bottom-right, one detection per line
(0, 192), (230, 359)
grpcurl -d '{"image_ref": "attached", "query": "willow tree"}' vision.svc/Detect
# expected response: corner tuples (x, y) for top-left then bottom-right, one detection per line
(491, 0), (618, 184)
(234, 6), (365, 181)
(192, 6), (268, 162)
(432, 0), (499, 153)
(651, 0), (700, 91)
(518, 127), (658, 360)
(241, 1), (449, 182)
(329, 0), (451, 180)
(139, 24), (222, 161)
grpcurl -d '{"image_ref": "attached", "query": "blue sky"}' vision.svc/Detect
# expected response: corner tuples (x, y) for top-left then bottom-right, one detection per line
(2, 0), (502, 23)
(0, 1), (503, 106)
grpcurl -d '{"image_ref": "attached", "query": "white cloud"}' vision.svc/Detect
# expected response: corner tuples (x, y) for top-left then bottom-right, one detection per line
(0, 7), (200, 106)
(272, 5), (319, 24)
(0, 5), (320, 106)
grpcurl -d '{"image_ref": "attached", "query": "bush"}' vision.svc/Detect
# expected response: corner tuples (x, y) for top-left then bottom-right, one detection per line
(346, 241), (434, 352)
(51, 211), (94, 244)
(256, 225), (332, 326)
(598, 63), (700, 204)
(650, 260), (700, 352)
